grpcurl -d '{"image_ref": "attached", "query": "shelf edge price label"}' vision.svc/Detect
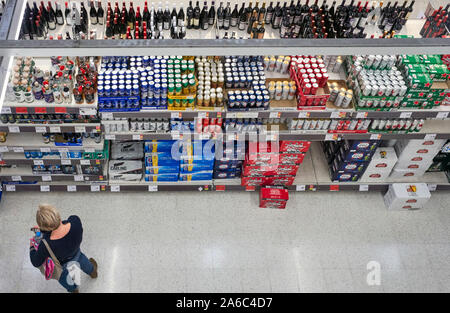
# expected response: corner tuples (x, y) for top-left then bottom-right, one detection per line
(330, 111), (346, 119)
(67, 185), (77, 192)
(226, 133), (236, 141)
(34, 107), (47, 114)
(0, 146), (9, 152)
(330, 185), (340, 191)
(132, 134), (143, 141)
(33, 160), (44, 166)
(269, 111), (281, 118)
(40, 185), (50, 192)
(12, 147), (24, 153)
(148, 185), (158, 192)
(296, 185), (306, 191)
(80, 159), (90, 165)
(35, 126), (47, 133)
(102, 112), (113, 119)
(80, 108), (97, 115)
(55, 107), (67, 114)
(84, 148), (95, 153)
(75, 126), (86, 133)
(436, 112), (449, 119)
(359, 184), (369, 192)
(325, 133), (338, 141)
(1, 107), (12, 114)
(105, 134), (116, 140)
(215, 185), (225, 191)
(428, 184), (437, 192)
(11, 175), (21, 181)
(198, 112), (209, 118)
(49, 126), (61, 133)
(370, 134), (382, 140)
(111, 185), (120, 192)
(42, 175), (52, 182)
(5, 185), (16, 192)
(74, 175), (84, 182)
(298, 112), (310, 118)
(399, 112), (412, 119)
(424, 133), (437, 141)
(40, 147), (51, 153)
(227, 112), (237, 118)
(61, 159), (71, 165)
(171, 131), (180, 140)
(8, 126), (20, 133)
(171, 112), (182, 119)
(245, 185), (256, 191)
(356, 112), (368, 119)
(91, 185), (100, 192)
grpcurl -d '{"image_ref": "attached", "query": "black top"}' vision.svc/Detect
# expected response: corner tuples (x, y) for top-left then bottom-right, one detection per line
(30, 215), (83, 267)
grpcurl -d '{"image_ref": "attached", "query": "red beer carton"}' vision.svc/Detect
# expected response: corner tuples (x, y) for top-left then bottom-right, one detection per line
(260, 186), (289, 209)
(279, 141), (311, 153)
(243, 164), (300, 176)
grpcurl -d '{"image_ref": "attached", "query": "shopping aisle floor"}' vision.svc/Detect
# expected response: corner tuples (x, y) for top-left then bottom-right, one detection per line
(0, 190), (449, 293)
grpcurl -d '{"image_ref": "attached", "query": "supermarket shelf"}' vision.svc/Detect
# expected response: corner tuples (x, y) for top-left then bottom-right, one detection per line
(105, 107), (450, 120)
(1, 103), (98, 115)
(0, 153), (105, 166)
(0, 123), (101, 133)
(0, 133), (104, 151)
(1, 37), (450, 56)
(0, 166), (106, 182)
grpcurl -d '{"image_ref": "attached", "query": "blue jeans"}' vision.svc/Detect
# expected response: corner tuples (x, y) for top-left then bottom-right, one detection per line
(58, 249), (94, 292)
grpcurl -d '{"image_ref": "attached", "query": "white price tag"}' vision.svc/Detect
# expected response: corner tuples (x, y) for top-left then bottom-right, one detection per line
(171, 112), (181, 119)
(359, 184), (369, 192)
(91, 185), (100, 192)
(325, 133), (338, 141)
(111, 185), (120, 192)
(40, 147), (51, 153)
(12, 147), (24, 153)
(132, 134), (142, 140)
(105, 134), (116, 140)
(5, 185), (16, 192)
(8, 126), (20, 133)
(424, 133), (437, 140)
(61, 159), (71, 165)
(269, 111), (280, 118)
(238, 112), (259, 119)
(428, 184), (437, 192)
(436, 112), (449, 119)
(0, 146), (9, 152)
(11, 175), (21, 181)
(67, 185), (77, 192)
(35, 126), (47, 133)
(102, 112), (113, 119)
(40, 185), (50, 192)
(226, 112), (237, 118)
(296, 185), (306, 191)
(370, 134), (382, 140)
(75, 126), (86, 133)
(49, 126), (61, 133)
(1, 107), (12, 114)
(148, 185), (158, 192)
(399, 112), (412, 119)
(298, 112), (310, 118)
(58, 148), (69, 153)
(84, 148), (95, 153)
(80, 159), (90, 165)
(80, 108), (97, 115)
(74, 175), (84, 182)
(330, 111), (342, 119)
(199, 133), (210, 140)
(42, 175), (52, 182)
(356, 112), (368, 119)
(198, 112), (208, 118)
(33, 160), (44, 165)
(226, 133), (236, 141)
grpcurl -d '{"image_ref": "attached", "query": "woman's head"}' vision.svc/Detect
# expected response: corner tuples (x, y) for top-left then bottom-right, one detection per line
(36, 204), (61, 232)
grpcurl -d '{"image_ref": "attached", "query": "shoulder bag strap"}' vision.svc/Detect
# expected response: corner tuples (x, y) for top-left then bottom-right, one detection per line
(42, 239), (62, 267)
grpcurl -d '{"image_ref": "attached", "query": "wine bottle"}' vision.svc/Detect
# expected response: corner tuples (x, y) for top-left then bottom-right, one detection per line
(171, 5), (178, 26)
(193, 1), (201, 29)
(200, 1), (208, 30)
(178, 3), (185, 26)
(47, 2), (56, 30)
(143, 1), (150, 23)
(265, 2), (274, 24)
(89, 1), (98, 25)
(272, 2), (282, 29)
(163, 3), (171, 29)
(187, 1), (194, 29)
(64, 1), (72, 26)
(223, 2), (231, 30)
(257, 21), (265, 38)
(238, 3), (247, 30)
(259, 2), (266, 23)
(231, 3), (239, 27)
(217, 2), (224, 29)
(208, 1), (216, 25)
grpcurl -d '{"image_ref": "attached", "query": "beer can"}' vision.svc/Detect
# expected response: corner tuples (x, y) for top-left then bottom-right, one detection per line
(342, 95), (352, 108)
(311, 83), (319, 95)
(334, 92), (346, 107)
(303, 83), (312, 95)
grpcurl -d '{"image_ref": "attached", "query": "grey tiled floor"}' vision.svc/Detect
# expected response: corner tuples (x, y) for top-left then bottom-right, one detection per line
(0, 190), (449, 293)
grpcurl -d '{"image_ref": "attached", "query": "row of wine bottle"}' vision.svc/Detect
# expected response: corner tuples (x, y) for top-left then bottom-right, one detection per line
(20, 0), (421, 40)
(419, 5), (449, 38)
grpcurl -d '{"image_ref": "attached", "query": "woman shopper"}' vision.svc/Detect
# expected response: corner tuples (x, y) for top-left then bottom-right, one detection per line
(29, 204), (98, 293)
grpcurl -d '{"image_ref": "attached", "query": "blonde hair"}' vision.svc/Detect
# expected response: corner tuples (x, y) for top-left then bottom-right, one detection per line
(36, 204), (61, 232)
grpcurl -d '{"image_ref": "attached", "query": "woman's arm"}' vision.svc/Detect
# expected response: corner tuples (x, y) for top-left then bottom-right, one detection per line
(29, 242), (48, 267)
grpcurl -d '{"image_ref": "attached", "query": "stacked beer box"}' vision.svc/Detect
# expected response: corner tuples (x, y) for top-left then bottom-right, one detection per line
(241, 140), (311, 186)
(213, 140), (245, 179)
